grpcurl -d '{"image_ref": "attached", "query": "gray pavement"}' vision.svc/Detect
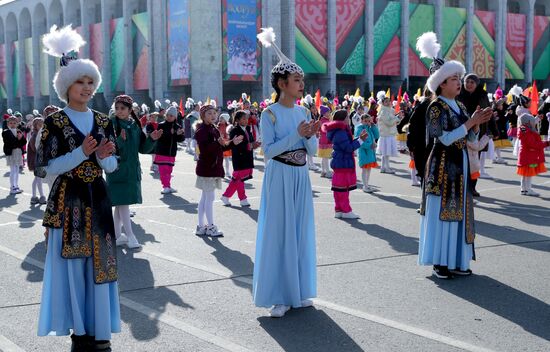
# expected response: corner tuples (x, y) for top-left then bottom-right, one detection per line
(0, 144), (549, 352)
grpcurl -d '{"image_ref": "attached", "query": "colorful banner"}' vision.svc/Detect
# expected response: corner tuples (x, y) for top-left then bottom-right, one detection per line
(168, 0), (190, 86)
(89, 22), (103, 93)
(533, 15), (550, 80)
(0, 44), (6, 99)
(295, 0), (328, 74)
(408, 3), (434, 77)
(24, 37), (34, 97)
(373, 1), (401, 76)
(504, 13), (526, 79)
(336, 0), (365, 75)
(222, 0), (261, 81)
(110, 18), (125, 91)
(441, 7), (466, 65)
(132, 12), (149, 90)
(39, 35), (49, 96)
(12, 41), (19, 98)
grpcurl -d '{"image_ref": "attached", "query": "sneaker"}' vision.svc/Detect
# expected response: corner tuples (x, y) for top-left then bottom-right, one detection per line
(493, 158), (507, 164)
(412, 181), (421, 187)
(380, 168), (388, 174)
(386, 168), (396, 174)
(301, 299), (314, 308)
(362, 186), (373, 193)
(334, 212), (342, 218)
(14, 187), (23, 194)
(309, 165), (320, 172)
(220, 196), (231, 206)
(206, 225), (224, 237)
(479, 172), (493, 179)
(520, 190), (527, 195)
(341, 211), (360, 219)
(269, 304), (290, 318)
(432, 265), (453, 279)
(449, 268), (473, 276)
(325, 171), (333, 179)
(130, 210), (136, 217)
(525, 189), (540, 197)
(30, 196), (39, 205)
(320, 172), (326, 178)
(116, 234), (128, 247)
(9, 187), (18, 195)
(195, 225), (207, 236)
(127, 235), (142, 250)
(39, 196), (47, 205)
(94, 339), (111, 352)
(240, 199), (250, 207)
(161, 187), (171, 194)
(225, 173), (232, 178)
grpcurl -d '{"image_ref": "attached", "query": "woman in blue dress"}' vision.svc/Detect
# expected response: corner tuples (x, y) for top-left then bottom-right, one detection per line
(416, 32), (493, 279)
(254, 28), (321, 317)
(36, 25), (120, 351)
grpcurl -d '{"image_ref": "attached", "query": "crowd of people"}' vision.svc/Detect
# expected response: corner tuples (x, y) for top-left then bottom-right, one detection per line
(1, 25), (549, 350)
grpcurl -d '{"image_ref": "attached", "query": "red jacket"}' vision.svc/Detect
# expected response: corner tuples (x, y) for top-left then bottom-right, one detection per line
(517, 126), (550, 166)
(195, 123), (231, 177)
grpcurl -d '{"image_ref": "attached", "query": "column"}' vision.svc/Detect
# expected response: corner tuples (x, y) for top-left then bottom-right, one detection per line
(361, 0), (374, 94)
(149, 0), (167, 101)
(123, 0), (135, 95)
(17, 23), (27, 112)
(101, 0), (113, 103)
(5, 36), (14, 110)
(32, 21), (41, 109)
(190, 0), (223, 101)
(465, 0), (474, 73)
(280, 0), (296, 61)
(400, 0), (409, 90)
(80, 2), (91, 61)
(434, 0), (443, 41)
(495, 0), (507, 88)
(261, 0), (282, 99)
(525, 0), (536, 84)
(321, 0), (336, 95)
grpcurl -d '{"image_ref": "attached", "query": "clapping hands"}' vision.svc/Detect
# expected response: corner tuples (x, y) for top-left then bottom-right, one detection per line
(150, 129), (163, 140)
(297, 119), (321, 138)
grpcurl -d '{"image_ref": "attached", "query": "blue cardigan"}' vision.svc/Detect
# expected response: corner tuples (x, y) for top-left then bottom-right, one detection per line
(326, 121), (361, 169)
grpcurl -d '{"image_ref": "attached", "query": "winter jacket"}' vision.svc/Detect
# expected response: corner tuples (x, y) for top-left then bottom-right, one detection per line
(407, 97), (431, 179)
(377, 106), (400, 137)
(195, 123), (232, 177)
(517, 126), (549, 166)
(355, 124), (379, 167)
(2, 128), (26, 156)
(326, 120), (361, 169)
(467, 135), (490, 175)
(318, 116), (332, 149)
(230, 125), (255, 171)
(154, 120), (184, 157)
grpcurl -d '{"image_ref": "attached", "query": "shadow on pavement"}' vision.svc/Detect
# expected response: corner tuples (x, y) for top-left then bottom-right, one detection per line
(22, 240), (47, 283)
(349, 222), (419, 254)
(258, 307), (364, 352)
(17, 206), (44, 228)
(119, 249), (193, 341)
(201, 236), (253, 293)
(133, 223), (160, 246)
(475, 198), (550, 227)
(0, 193), (18, 210)
(430, 274), (550, 342)
(369, 191), (420, 210)
(475, 220), (550, 252)
(159, 193), (197, 214)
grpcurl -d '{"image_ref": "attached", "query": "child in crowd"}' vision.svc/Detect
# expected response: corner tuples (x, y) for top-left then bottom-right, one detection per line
(2, 115), (27, 194)
(218, 112), (233, 177)
(467, 133), (491, 197)
(146, 112), (159, 172)
(376, 94), (400, 173)
(318, 105), (333, 178)
(195, 104), (243, 237)
(154, 106), (184, 194)
(107, 95), (161, 250)
(326, 109), (368, 219)
(355, 113), (379, 192)
(221, 110), (259, 207)
(492, 94), (511, 164)
(27, 117), (47, 204)
(516, 113), (549, 196)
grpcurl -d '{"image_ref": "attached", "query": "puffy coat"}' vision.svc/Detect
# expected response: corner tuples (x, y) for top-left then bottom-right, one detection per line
(517, 126), (549, 166)
(355, 124), (379, 167)
(377, 106), (400, 137)
(326, 120), (361, 169)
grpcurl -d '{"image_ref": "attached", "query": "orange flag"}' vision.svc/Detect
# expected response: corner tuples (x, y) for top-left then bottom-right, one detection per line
(179, 97), (184, 113)
(395, 86), (402, 113)
(530, 81), (539, 115)
(315, 89), (321, 113)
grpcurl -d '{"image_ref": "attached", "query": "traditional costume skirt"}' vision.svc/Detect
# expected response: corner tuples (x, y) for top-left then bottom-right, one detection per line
(38, 228), (121, 340)
(361, 161), (379, 169)
(5, 148), (23, 167)
(331, 168), (357, 192)
(418, 150), (473, 271)
(195, 176), (222, 191)
(223, 150), (232, 157)
(409, 160), (416, 169)
(317, 147), (333, 158)
(517, 163), (547, 177)
(493, 138), (512, 148)
(253, 159), (316, 308)
(396, 133), (407, 142)
(377, 136), (399, 157)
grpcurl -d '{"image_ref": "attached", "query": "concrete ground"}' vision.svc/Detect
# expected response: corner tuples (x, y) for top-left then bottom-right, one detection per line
(0, 143), (548, 352)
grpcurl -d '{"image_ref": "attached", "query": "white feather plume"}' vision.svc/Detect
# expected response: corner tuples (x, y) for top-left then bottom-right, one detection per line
(33, 109), (40, 116)
(257, 27), (276, 48)
(164, 99), (171, 105)
(342, 101), (348, 107)
(545, 96), (550, 104)
(241, 93), (248, 100)
(171, 102), (178, 107)
(42, 25), (86, 57)
(7, 108), (12, 114)
(304, 94), (313, 105)
(416, 32), (440, 59)
(211, 100), (217, 108)
(141, 103), (149, 113)
(376, 91), (386, 102)
(154, 100), (161, 109)
(132, 102), (138, 108)
(509, 85), (523, 97)
(354, 96), (365, 104)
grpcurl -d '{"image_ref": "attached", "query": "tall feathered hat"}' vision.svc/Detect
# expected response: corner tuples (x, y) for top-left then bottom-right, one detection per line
(302, 94), (314, 108)
(42, 25), (101, 103)
(257, 27), (304, 77)
(376, 90), (387, 104)
(416, 32), (465, 93)
(509, 85), (530, 107)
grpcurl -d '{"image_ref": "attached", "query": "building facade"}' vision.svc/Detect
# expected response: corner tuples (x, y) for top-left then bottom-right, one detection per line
(0, 0), (549, 113)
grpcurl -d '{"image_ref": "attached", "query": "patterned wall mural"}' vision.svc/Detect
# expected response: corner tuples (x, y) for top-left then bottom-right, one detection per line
(12, 41), (19, 98)
(89, 22), (104, 93)
(505, 13), (526, 79)
(0, 44), (6, 99)
(408, 3), (434, 77)
(373, 1), (401, 76)
(110, 18), (125, 92)
(532, 15), (550, 80)
(132, 12), (149, 90)
(336, 0), (365, 75)
(441, 7), (466, 71)
(295, 0), (328, 74)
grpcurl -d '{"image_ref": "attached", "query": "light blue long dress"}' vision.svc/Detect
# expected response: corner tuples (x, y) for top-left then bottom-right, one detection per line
(253, 103), (318, 308)
(418, 97), (475, 271)
(38, 107), (121, 340)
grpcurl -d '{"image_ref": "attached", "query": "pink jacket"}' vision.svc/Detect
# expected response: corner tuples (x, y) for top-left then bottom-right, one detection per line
(318, 116), (332, 149)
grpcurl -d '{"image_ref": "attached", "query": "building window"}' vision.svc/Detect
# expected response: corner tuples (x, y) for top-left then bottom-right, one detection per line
(508, 1), (520, 14)
(445, 0), (460, 8)
(535, 4), (546, 16)
(474, 0), (489, 11)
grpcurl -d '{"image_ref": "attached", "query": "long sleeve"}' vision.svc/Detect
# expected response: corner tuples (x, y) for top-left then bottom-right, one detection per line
(45, 146), (88, 175)
(304, 135), (318, 156)
(97, 154), (118, 173)
(260, 110), (302, 159)
(333, 130), (360, 153)
(438, 125), (468, 146)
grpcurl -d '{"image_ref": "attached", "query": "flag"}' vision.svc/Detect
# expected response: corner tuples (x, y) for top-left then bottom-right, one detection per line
(530, 81), (539, 115)
(483, 83), (487, 91)
(206, 96), (211, 105)
(315, 89), (321, 113)
(354, 88), (361, 98)
(416, 87), (421, 98)
(271, 91), (277, 103)
(334, 94), (339, 107)
(395, 86), (402, 113)
(386, 88), (391, 98)
(179, 97), (184, 113)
